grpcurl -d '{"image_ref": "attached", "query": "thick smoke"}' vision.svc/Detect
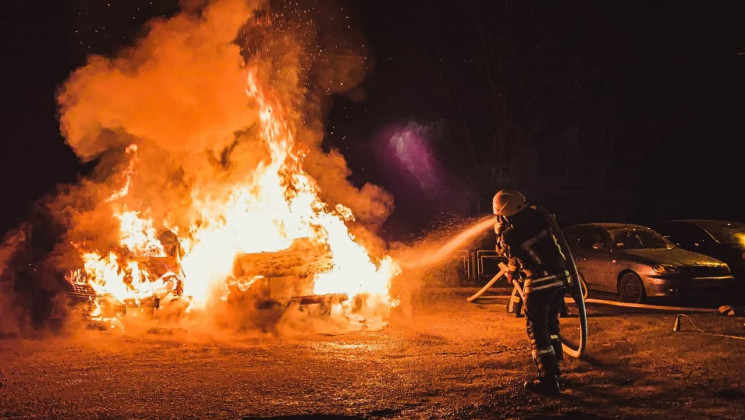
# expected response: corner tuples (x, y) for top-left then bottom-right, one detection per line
(237, 0), (393, 231)
(0, 204), (73, 336)
(56, 0), (391, 237)
(56, 0), (265, 233)
(1, 0), (394, 334)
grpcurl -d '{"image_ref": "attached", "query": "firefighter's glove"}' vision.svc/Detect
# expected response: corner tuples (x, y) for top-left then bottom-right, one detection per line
(495, 242), (506, 257)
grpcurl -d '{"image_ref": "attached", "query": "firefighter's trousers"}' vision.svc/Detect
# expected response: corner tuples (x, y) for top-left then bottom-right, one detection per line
(524, 280), (565, 378)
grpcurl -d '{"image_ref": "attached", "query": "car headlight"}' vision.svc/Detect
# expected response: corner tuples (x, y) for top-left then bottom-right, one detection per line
(652, 264), (680, 274)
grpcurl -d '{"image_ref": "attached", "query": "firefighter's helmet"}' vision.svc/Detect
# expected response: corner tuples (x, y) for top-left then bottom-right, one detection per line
(492, 189), (528, 217)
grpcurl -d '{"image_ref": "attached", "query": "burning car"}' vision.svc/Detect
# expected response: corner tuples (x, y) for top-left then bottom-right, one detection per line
(66, 227), (352, 328)
(20, 1), (401, 333)
(227, 237), (348, 319)
(64, 228), (188, 325)
(564, 223), (734, 302)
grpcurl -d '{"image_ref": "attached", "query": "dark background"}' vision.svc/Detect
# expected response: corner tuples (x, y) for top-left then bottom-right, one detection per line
(3, 0), (745, 239)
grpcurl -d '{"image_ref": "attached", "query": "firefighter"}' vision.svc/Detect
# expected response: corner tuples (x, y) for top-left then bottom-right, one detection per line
(493, 189), (570, 395)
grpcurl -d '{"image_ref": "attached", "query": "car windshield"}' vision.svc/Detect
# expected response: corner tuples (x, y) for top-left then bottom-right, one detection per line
(692, 221), (745, 248)
(610, 229), (671, 249)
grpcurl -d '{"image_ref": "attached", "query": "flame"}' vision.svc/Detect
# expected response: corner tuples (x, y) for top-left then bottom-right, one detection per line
(65, 67), (399, 327)
(176, 68), (400, 307)
(106, 144), (139, 203)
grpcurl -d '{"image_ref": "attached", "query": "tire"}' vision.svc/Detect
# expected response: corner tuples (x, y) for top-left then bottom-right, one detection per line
(618, 272), (646, 303)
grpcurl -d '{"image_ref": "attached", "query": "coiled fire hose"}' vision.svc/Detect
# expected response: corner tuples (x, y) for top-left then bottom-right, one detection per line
(537, 206), (588, 358)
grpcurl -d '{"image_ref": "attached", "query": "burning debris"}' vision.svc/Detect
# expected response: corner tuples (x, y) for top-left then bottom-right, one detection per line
(225, 237), (348, 328)
(1, 0), (400, 335)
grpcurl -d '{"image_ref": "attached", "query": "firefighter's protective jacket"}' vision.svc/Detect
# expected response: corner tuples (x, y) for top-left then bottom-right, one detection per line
(499, 206), (569, 293)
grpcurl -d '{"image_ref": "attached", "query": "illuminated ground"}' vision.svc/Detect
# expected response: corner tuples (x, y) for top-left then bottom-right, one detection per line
(1, 289), (744, 419)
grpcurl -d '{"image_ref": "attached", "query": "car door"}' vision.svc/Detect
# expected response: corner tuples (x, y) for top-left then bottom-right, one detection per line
(567, 226), (614, 292)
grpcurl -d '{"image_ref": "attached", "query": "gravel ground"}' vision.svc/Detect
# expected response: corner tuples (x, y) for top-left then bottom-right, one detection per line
(1, 288), (744, 419)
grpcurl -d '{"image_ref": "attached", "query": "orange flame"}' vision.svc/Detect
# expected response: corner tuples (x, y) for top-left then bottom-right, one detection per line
(177, 68), (400, 308)
(66, 67), (399, 326)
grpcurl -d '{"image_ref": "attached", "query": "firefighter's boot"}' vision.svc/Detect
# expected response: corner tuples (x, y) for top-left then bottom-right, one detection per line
(550, 334), (566, 387)
(524, 347), (560, 395)
(507, 287), (524, 317)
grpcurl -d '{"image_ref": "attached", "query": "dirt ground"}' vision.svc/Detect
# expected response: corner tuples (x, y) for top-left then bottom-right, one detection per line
(1, 288), (744, 419)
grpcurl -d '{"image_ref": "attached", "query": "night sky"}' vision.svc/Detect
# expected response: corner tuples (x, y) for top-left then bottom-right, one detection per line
(3, 0), (745, 238)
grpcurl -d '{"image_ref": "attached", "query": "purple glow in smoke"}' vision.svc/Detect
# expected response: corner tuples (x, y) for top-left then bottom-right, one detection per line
(383, 122), (442, 197)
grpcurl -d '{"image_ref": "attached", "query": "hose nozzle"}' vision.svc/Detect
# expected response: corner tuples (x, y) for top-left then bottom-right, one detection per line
(673, 314), (682, 332)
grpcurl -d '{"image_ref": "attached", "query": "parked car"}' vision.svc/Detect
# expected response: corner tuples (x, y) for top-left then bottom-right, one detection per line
(564, 223), (734, 302)
(655, 219), (745, 285)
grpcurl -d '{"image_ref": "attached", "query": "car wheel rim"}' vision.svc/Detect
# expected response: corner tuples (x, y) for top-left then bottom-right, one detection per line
(624, 279), (641, 302)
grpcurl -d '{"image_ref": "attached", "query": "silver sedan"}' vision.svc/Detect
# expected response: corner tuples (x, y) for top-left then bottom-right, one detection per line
(564, 223), (734, 302)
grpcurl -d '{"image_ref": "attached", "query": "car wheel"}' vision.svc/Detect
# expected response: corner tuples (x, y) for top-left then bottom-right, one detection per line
(618, 272), (645, 303)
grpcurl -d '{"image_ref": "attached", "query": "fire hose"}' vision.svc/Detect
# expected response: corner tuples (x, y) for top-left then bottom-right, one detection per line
(672, 313), (745, 340)
(582, 300), (745, 340)
(583, 299), (718, 312)
(536, 206), (588, 358)
(466, 266), (508, 303)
